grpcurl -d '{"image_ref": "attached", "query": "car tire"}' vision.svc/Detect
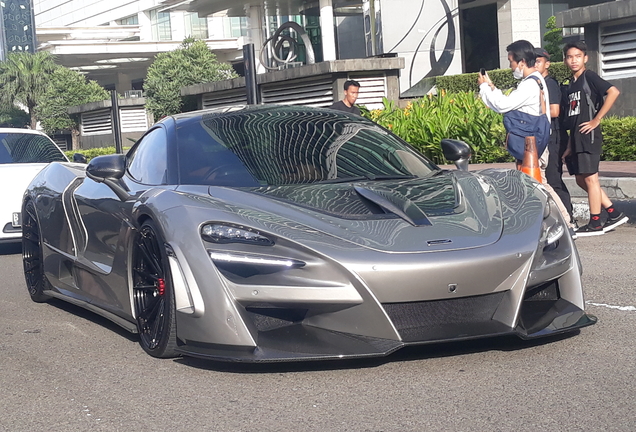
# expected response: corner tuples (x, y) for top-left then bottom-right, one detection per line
(132, 220), (179, 358)
(22, 200), (52, 303)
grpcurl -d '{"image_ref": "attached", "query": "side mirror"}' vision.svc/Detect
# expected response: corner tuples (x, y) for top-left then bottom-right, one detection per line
(86, 154), (126, 181)
(86, 154), (131, 201)
(441, 139), (472, 171)
(73, 153), (87, 164)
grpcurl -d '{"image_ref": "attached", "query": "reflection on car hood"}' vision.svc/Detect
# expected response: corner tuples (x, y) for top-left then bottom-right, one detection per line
(223, 170), (508, 253)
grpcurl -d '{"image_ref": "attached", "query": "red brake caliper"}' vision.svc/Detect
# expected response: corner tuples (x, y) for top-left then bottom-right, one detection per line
(157, 278), (166, 296)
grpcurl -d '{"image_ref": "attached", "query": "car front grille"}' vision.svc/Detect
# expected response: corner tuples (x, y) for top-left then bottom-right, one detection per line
(382, 292), (507, 342)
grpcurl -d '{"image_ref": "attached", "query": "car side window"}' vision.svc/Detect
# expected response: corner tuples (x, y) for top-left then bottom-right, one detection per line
(127, 128), (168, 185)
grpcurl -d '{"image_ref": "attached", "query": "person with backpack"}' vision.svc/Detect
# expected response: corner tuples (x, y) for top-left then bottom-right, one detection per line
(562, 41), (628, 236)
(479, 40), (572, 228)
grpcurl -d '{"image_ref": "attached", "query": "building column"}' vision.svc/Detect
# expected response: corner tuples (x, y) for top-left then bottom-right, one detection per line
(497, 0), (541, 68)
(320, 0), (337, 61)
(138, 11), (152, 41)
(246, 5), (266, 73)
(116, 72), (132, 94)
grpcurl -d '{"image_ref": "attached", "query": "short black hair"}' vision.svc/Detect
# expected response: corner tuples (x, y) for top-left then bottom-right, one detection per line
(506, 40), (536, 67)
(564, 40), (587, 56)
(344, 80), (360, 90)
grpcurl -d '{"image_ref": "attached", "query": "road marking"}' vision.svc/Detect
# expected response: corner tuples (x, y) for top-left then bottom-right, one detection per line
(586, 301), (636, 312)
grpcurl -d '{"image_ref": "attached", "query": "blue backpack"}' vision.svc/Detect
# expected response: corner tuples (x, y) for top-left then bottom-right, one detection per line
(502, 75), (551, 161)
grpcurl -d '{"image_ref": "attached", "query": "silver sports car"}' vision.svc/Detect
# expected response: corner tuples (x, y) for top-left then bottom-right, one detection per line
(22, 105), (596, 362)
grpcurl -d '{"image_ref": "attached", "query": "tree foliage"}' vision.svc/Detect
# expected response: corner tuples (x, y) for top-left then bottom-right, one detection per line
(543, 16), (564, 62)
(0, 106), (30, 128)
(39, 67), (109, 136)
(144, 38), (238, 119)
(0, 52), (58, 129)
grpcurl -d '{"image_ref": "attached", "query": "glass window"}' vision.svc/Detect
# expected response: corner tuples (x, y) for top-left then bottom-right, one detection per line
(150, 9), (172, 41)
(185, 12), (208, 39)
(177, 107), (438, 187)
(127, 128), (168, 185)
(117, 15), (139, 25)
(177, 117), (259, 187)
(0, 132), (67, 164)
(223, 16), (248, 38)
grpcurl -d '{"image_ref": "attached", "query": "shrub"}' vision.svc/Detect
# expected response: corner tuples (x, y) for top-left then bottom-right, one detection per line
(599, 116), (636, 161)
(144, 38), (237, 119)
(364, 91), (636, 164)
(64, 147), (129, 162)
(364, 93), (511, 164)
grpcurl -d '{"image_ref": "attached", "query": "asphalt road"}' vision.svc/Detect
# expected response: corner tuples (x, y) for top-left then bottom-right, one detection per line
(1, 228), (635, 432)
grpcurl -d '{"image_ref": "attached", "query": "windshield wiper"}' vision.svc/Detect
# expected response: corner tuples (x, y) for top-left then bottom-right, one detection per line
(317, 174), (416, 184)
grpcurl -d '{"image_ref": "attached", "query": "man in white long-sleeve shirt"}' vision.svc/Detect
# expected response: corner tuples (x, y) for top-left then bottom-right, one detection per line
(478, 39), (573, 228)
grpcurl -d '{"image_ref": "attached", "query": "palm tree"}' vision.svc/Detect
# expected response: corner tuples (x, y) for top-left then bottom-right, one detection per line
(0, 52), (58, 129)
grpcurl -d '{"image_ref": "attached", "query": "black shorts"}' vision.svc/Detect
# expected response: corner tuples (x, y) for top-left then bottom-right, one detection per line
(567, 151), (600, 175)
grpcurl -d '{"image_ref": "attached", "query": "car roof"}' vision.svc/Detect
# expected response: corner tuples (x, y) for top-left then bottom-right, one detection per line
(0, 128), (50, 136)
(164, 104), (357, 126)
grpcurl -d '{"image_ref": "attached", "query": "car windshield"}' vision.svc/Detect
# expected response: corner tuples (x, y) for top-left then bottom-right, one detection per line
(0, 132), (67, 164)
(176, 107), (439, 187)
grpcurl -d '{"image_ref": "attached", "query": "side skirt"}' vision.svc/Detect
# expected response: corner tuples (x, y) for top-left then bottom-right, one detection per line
(45, 290), (139, 334)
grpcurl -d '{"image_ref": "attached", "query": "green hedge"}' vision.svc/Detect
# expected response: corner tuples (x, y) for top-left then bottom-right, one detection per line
(364, 94), (510, 164)
(64, 146), (129, 162)
(66, 102), (636, 167)
(435, 62), (573, 93)
(600, 116), (636, 161)
(363, 93), (636, 164)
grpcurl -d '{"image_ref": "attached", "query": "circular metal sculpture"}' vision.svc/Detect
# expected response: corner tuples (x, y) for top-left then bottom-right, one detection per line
(260, 21), (316, 70)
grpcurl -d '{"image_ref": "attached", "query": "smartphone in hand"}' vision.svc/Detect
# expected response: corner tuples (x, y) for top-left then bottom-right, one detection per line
(480, 68), (486, 76)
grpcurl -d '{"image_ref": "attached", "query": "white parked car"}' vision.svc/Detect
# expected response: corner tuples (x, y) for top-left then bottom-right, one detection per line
(0, 128), (68, 244)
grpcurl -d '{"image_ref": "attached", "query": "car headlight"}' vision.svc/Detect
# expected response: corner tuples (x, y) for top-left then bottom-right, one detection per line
(201, 223), (274, 246)
(208, 250), (305, 268)
(528, 196), (572, 286)
(540, 197), (565, 248)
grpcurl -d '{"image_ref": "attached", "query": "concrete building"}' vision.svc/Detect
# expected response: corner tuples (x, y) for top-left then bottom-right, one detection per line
(33, 0), (611, 96)
(157, 0), (608, 95)
(0, 0), (37, 59)
(33, 0), (246, 92)
(34, 0), (633, 108)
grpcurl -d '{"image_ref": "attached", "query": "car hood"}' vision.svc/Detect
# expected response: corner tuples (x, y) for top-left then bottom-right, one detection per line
(205, 169), (514, 253)
(0, 163), (49, 210)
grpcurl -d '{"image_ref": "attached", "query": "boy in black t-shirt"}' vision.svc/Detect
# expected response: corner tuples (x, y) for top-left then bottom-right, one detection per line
(562, 41), (628, 236)
(329, 80), (361, 116)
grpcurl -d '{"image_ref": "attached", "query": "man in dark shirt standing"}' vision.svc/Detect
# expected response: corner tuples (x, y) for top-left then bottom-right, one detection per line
(329, 80), (361, 115)
(534, 47), (573, 223)
(561, 41), (627, 236)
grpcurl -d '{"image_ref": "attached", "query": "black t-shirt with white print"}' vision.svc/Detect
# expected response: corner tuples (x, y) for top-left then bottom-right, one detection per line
(566, 69), (613, 154)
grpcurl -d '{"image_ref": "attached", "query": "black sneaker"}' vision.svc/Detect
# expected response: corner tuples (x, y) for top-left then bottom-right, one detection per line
(603, 212), (629, 232)
(576, 223), (605, 237)
(570, 218), (579, 232)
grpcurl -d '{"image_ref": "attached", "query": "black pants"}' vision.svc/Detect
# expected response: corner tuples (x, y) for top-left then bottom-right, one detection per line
(545, 131), (573, 218)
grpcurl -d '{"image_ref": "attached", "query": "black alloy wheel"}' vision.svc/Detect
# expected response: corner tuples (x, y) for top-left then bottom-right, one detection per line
(22, 200), (52, 303)
(132, 220), (178, 358)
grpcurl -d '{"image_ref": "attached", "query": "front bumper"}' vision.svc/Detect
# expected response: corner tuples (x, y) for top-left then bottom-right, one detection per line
(175, 290), (597, 362)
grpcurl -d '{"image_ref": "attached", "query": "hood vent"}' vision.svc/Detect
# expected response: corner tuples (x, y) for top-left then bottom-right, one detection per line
(354, 185), (431, 227)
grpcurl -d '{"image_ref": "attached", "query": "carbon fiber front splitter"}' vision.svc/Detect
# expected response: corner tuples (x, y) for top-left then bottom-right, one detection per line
(175, 303), (597, 363)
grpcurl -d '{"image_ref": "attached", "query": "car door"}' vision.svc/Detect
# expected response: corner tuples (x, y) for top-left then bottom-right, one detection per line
(71, 126), (170, 308)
